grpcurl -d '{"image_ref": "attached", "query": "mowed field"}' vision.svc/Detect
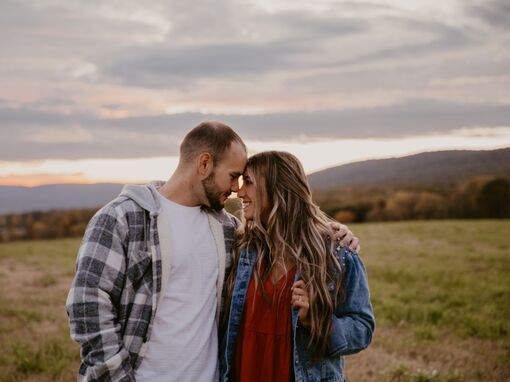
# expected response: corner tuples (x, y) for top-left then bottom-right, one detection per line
(0, 220), (508, 382)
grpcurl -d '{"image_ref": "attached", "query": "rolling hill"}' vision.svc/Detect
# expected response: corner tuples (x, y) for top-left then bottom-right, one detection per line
(0, 183), (124, 214)
(1, 148), (509, 213)
(308, 147), (510, 190)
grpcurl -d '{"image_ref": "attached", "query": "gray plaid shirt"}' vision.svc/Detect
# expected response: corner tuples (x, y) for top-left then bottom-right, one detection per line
(66, 182), (239, 381)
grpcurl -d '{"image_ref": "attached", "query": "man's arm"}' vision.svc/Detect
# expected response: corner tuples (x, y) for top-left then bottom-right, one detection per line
(66, 206), (135, 381)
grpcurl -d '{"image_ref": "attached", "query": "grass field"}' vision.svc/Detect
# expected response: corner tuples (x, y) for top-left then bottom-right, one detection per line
(0, 220), (508, 381)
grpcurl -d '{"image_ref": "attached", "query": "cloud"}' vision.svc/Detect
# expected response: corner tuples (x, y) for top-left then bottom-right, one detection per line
(0, 172), (89, 187)
(104, 42), (301, 88)
(467, 0), (510, 30)
(101, 8), (370, 88)
(2, 99), (509, 161)
(225, 99), (510, 140)
(1, 0), (509, 165)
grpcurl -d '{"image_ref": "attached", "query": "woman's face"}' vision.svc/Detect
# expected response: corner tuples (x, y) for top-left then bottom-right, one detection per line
(237, 168), (269, 223)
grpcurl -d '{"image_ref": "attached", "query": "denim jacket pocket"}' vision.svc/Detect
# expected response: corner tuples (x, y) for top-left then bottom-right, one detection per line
(316, 357), (345, 382)
(302, 357), (344, 382)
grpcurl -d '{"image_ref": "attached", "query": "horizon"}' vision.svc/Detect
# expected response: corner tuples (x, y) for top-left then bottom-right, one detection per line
(2, 0), (509, 186)
(1, 145), (508, 188)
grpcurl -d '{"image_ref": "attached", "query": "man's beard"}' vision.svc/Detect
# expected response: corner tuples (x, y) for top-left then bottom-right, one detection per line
(201, 172), (228, 212)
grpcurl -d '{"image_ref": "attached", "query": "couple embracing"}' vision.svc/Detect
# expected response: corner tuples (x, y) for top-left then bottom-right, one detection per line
(66, 121), (375, 382)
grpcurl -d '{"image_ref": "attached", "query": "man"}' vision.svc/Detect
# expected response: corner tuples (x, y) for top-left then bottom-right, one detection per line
(66, 121), (358, 381)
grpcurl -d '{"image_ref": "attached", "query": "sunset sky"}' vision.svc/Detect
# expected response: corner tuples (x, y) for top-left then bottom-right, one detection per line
(1, 0), (509, 186)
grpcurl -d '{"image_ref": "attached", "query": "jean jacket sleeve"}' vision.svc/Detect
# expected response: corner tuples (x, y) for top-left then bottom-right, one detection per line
(66, 206), (135, 381)
(328, 247), (375, 356)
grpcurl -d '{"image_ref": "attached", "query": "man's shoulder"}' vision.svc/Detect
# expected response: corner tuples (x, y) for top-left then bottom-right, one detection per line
(211, 209), (241, 229)
(91, 195), (148, 229)
(225, 211), (242, 228)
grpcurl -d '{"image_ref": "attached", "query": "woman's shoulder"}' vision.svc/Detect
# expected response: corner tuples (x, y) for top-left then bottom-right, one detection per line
(334, 245), (365, 273)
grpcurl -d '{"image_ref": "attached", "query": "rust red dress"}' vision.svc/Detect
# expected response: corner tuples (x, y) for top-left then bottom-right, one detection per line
(233, 267), (297, 382)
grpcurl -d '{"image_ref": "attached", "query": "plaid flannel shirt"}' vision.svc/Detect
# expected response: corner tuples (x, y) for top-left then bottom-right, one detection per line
(66, 182), (239, 382)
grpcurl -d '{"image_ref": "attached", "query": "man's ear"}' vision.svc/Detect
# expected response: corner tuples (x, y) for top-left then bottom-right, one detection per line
(197, 152), (214, 178)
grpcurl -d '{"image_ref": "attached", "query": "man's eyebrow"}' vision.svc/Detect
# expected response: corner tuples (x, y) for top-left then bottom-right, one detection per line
(231, 172), (242, 177)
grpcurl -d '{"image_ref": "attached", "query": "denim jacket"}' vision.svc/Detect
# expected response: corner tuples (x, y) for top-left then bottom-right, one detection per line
(220, 245), (375, 382)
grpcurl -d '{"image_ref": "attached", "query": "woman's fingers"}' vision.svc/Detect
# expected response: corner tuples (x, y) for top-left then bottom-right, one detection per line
(291, 282), (308, 302)
(291, 281), (311, 326)
(291, 292), (308, 303)
(290, 296), (310, 308)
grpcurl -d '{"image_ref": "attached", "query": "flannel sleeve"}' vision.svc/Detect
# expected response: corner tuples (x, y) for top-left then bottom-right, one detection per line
(66, 206), (136, 381)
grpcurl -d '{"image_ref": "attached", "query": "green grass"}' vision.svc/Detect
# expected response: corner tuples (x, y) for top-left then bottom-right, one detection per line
(12, 336), (74, 376)
(0, 220), (509, 381)
(355, 220), (510, 342)
(0, 238), (80, 382)
(385, 364), (462, 382)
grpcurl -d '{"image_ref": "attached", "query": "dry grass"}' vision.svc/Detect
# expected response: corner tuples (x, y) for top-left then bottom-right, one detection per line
(0, 239), (79, 382)
(344, 220), (510, 381)
(0, 221), (509, 381)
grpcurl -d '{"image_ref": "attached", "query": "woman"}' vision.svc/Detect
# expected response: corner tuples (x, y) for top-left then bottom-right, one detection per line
(220, 151), (374, 382)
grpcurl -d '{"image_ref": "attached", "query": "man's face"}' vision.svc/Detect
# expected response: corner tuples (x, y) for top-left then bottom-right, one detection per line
(201, 141), (247, 211)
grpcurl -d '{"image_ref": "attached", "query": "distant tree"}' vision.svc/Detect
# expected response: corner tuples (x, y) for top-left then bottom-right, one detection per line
(334, 210), (357, 223)
(32, 221), (50, 239)
(414, 192), (447, 219)
(477, 178), (510, 218)
(449, 177), (486, 218)
(449, 176), (510, 218)
(385, 191), (420, 220)
(366, 199), (387, 221)
(69, 223), (88, 237)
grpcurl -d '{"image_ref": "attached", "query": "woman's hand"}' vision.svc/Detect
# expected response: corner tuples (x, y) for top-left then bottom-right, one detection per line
(291, 280), (311, 328)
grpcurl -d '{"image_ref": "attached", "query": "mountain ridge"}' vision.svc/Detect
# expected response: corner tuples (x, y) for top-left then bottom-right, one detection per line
(1, 148), (509, 213)
(308, 147), (510, 189)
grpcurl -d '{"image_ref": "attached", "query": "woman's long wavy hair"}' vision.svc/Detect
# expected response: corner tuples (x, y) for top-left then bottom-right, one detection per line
(224, 151), (344, 359)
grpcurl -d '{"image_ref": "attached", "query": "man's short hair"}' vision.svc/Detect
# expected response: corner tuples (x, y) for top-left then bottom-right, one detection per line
(180, 121), (246, 164)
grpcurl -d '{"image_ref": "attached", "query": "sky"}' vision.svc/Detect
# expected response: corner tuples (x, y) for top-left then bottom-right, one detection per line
(1, 0), (509, 186)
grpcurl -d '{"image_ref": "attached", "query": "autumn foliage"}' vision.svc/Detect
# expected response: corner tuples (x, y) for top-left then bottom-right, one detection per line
(315, 175), (510, 222)
(1, 176), (509, 242)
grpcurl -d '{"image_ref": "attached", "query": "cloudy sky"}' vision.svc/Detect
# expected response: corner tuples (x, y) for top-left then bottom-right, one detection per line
(1, 0), (509, 186)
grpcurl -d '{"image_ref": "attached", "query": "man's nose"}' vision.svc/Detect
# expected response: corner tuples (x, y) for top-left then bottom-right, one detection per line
(237, 183), (245, 197)
(231, 178), (240, 193)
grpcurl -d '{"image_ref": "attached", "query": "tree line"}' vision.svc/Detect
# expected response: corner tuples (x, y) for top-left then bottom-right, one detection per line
(0, 209), (96, 242)
(316, 176), (510, 223)
(0, 176), (508, 242)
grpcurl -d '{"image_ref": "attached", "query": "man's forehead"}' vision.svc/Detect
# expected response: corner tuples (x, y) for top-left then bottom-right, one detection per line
(223, 157), (246, 174)
(221, 142), (247, 172)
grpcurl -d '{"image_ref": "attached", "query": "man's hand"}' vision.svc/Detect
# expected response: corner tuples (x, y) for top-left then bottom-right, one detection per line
(329, 222), (360, 253)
